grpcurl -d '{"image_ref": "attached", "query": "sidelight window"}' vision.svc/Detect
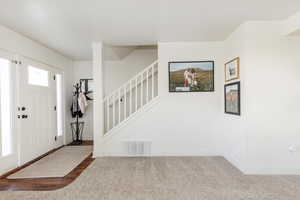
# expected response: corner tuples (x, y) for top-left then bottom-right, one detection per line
(0, 58), (12, 156)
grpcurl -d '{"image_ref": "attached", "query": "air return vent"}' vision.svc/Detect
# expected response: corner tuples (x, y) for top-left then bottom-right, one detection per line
(125, 141), (151, 156)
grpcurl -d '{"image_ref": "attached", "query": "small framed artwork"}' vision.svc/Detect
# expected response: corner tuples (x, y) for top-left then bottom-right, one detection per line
(80, 79), (93, 93)
(225, 57), (240, 82)
(224, 82), (240, 115)
(169, 61), (214, 92)
(80, 79), (93, 100)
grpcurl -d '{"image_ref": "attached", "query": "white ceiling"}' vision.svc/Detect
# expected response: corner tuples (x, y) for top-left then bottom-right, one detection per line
(0, 0), (299, 60)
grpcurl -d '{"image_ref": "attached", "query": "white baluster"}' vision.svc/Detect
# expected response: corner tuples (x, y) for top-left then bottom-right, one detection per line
(135, 78), (138, 111)
(112, 94), (115, 127)
(129, 81), (132, 115)
(107, 98), (109, 132)
(118, 89), (121, 124)
(124, 86), (127, 119)
(146, 69), (149, 103)
(152, 65), (154, 100)
(140, 73), (143, 107)
(156, 64), (158, 96)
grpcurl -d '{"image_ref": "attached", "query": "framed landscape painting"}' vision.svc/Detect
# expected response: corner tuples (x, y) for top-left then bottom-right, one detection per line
(225, 57), (239, 82)
(224, 82), (240, 115)
(169, 61), (214, 92)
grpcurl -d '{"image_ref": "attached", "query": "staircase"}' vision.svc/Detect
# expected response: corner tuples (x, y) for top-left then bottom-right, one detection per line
(103, 60), (158, 136)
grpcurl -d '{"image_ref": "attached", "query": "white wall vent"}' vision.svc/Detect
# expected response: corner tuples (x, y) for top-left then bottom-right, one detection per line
(125, 141), (151, 156)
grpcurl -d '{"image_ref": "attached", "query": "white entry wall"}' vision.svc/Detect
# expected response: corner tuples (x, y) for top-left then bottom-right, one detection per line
(218, 21), (300, 174)
(0, 24), (73, 175)
(246, 22), (300, 174)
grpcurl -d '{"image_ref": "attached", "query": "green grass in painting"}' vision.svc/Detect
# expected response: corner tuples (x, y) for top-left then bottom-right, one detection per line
(170, 68), (213, 92)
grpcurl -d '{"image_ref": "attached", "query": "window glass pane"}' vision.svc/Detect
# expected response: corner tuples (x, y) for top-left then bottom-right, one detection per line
(28, 66), (49, 87)
(0, 58), (12, 156)
(56, 74), (63, 136)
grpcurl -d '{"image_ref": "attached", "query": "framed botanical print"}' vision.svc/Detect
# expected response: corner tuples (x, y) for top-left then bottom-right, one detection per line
(224, 82), (240, 115)
(225, 57), (240, 82)
(168, 61), (214, 92)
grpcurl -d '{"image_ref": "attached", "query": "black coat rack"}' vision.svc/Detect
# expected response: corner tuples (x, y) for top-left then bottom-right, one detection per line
(71, 82), (84, 145)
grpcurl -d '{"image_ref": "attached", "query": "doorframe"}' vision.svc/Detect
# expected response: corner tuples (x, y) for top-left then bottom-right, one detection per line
(61, 71), (67, 146)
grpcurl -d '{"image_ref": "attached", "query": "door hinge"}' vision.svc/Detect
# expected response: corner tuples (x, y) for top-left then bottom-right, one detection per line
(54, 106), (57, 111)
(53, 75), (56, 80)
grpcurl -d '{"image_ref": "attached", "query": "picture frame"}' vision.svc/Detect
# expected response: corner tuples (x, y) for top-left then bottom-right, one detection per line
(224, 81), (240, 115)
(168, 61), (214, 92)
(80, 79), (93, 93)
(80, 78), (93, 100)
(225, 57), (240, 82)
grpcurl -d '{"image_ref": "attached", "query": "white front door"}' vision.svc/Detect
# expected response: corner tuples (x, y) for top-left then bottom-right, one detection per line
(17, 58), (62, 165)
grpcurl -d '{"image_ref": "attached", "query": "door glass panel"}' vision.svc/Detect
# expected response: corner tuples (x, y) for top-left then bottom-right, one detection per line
(28, 66), (49, 87)
(0, 58), (12, 156)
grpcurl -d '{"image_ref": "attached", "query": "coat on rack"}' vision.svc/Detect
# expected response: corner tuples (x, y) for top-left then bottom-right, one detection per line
(71, 95), (83, 118)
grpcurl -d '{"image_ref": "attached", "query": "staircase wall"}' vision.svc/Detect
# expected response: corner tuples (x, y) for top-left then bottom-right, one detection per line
(104, 46), (158, 95)
(95, 22), (300, 175)
(100, 42), (224, 156)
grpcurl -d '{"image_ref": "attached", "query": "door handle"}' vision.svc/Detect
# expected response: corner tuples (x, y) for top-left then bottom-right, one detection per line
(21, 115), (28, 119)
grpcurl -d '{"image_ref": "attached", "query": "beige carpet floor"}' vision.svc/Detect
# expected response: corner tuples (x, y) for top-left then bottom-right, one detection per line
(1, 157), (300, 200)
(8, 146), (92, 179)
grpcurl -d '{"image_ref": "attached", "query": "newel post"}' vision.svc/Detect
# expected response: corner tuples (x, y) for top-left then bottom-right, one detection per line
(92, 42), (105, 157)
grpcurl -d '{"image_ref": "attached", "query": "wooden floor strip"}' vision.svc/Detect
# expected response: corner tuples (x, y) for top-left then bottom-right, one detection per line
(0, 141), (94, 191)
